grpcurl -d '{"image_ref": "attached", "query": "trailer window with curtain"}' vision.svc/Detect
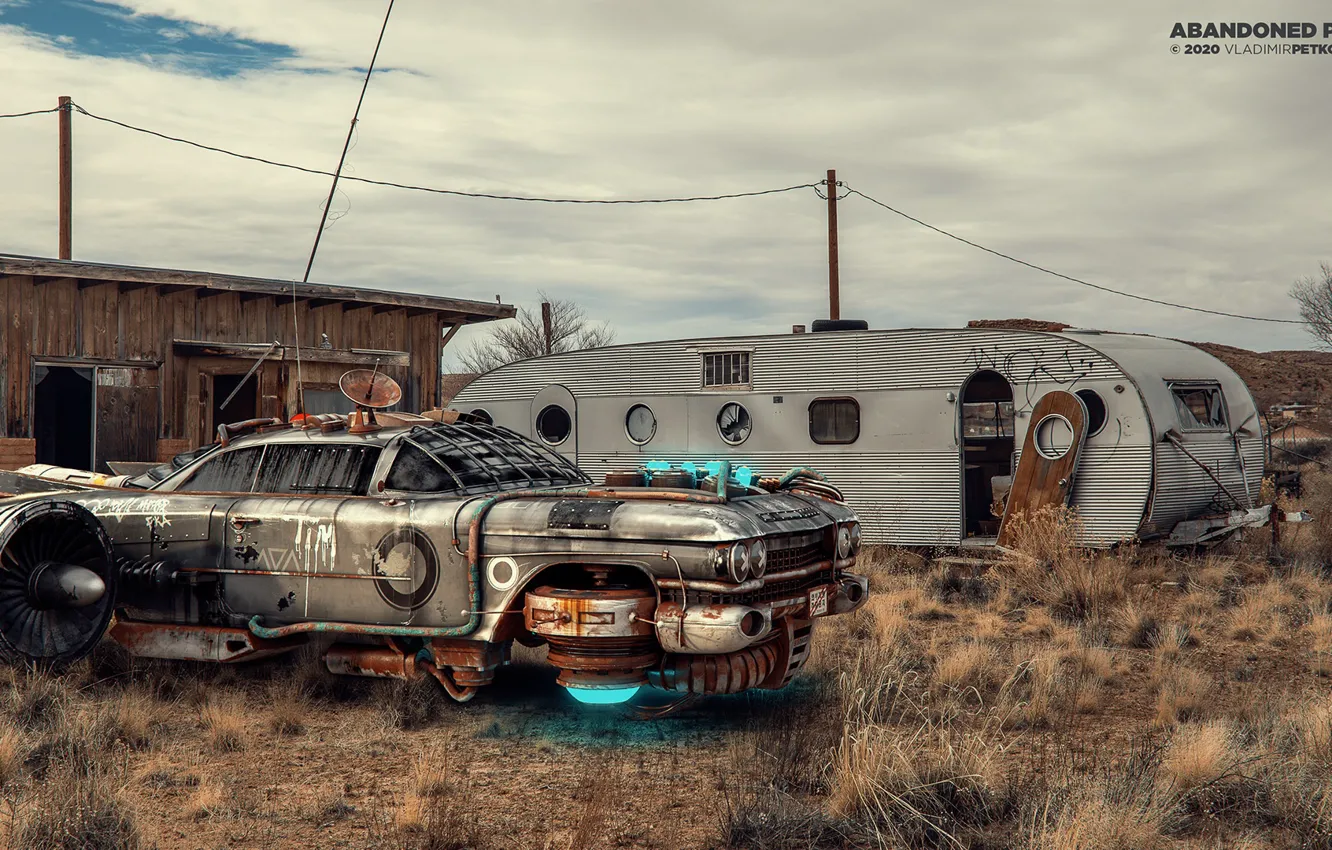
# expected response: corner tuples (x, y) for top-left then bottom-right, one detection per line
(809, 397), (860, 444)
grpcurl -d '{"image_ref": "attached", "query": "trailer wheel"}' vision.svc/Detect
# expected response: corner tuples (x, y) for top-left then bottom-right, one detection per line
(0, 501), (116, 670)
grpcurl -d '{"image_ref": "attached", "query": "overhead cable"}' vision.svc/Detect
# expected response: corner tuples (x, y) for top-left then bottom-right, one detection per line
(841, 184), (1304, 324)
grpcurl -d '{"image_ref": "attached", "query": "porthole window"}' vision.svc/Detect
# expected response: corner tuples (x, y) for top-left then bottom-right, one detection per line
(469, 408), (493, 426)
(1074, 390), (1106, 436)
(809, 397), (860, 444)
(1034, 414), (1074, 460)
(625, 404), (657, 445)
(536, 404), (572, 445)
(717, 402), (752, 445)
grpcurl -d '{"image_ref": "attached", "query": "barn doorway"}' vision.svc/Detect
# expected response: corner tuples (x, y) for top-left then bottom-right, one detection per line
(960, 370), (1015, 540)
(33, 365), (94, 470)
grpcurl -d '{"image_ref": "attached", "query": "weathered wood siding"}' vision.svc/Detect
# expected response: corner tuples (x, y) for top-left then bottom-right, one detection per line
(0, 274), (445, 446)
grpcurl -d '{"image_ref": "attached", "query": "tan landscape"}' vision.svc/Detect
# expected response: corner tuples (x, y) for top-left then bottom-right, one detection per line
(1, 468), (1331, 849)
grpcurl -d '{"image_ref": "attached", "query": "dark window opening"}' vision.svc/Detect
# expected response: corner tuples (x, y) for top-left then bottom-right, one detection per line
(385, 422), (588, 496)
(175, 446), (264, 492)
(212, 374), (257, 429)
(1076, 389), (1108, 436)
(703, 352), (751, 388)
(33, 366), (93, 470)
(809, 398), (860, 444)
(253, 444), (381, 494)
(536, 404), (572, 445)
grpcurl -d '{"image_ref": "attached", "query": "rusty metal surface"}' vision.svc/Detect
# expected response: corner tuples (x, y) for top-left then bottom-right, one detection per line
(109, 620), (305, 663)
(323, 642), (418, 679)
(523, 586), (656, 639)
(649, 641), (781, 695)
(653, 602), (769, 655)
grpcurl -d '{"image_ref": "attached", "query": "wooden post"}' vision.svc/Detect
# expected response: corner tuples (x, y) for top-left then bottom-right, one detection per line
(58, 96), (72, 260)
(826, 168), (839, 320)
(541, 301), (553, 355)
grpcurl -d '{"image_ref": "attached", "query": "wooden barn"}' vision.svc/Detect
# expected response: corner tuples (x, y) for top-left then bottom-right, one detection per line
(0, 254), (513, 472)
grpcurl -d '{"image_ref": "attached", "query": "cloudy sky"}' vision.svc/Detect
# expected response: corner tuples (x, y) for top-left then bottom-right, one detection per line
(0, 1), (1328, 363)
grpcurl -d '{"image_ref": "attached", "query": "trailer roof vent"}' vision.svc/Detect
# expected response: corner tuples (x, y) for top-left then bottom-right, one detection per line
(810, 319), (869, 333)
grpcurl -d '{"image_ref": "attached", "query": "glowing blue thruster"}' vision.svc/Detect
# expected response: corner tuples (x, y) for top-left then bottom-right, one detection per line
(566, 686), (640, 705)
(734, 466), (754, 487)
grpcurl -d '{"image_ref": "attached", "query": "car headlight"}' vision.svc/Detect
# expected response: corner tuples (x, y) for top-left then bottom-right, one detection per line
(750, 538), (767, 578)
(836, 526), (853, 560)
(728, 542), (751, 583)
(848, 522), (861, 555)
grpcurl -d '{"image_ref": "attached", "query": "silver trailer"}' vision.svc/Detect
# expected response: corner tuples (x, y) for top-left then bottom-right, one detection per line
(451, 327), (1265, 547)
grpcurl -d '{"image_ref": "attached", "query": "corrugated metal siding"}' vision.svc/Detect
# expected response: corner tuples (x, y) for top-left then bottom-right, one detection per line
(453, 330), (1124, 404)
(1148, 437), (1266, 528)
(577, 443), (1148, 547)
(578, 450), (962, 546)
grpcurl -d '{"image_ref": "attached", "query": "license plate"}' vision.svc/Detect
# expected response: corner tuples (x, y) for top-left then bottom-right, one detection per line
(808, 585), (830, 617)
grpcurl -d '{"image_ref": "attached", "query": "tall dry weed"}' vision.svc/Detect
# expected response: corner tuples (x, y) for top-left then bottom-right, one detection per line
(990, 507), (1125, 621)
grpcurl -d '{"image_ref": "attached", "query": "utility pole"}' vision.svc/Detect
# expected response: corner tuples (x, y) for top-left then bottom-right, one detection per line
(541, 301), (553, 355)
(826, 168), (839, 320)
(58, 96), (72, 260)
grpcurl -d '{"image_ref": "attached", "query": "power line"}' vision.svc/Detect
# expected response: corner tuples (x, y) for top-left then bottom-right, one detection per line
(50, 102), (817, 204)
(304, 0), (395, 282)
(842, 185), (1304, 325)
(0, 106), (59, 120)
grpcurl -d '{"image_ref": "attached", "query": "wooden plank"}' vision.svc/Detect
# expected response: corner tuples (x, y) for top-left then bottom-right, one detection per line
(93, 366), (160, 470)
(79, 279), (116, 359)
(997, 391), (1088, 548)
(7, 277), (34, 436)
(171, 340), (409, 367)
(0, 257), (515, 319)
(31, 276), (76, 358)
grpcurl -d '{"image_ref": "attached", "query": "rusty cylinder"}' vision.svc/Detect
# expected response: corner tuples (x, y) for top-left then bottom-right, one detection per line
(324, 643), (419, 679)
(648, 641), (780, 695)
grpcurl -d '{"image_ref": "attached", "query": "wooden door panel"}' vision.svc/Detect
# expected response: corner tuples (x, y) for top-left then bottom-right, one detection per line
(94, 366), (160, 471)
(997, 391), (1088, 547)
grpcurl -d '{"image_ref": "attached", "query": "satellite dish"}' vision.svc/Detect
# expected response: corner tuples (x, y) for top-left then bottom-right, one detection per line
(339, 368), (402, 410)
(339, 367), (401, 434)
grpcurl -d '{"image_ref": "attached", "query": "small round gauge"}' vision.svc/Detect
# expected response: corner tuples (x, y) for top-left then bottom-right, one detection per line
(717, 402), (752, 445)
(625, 404), (657, 445)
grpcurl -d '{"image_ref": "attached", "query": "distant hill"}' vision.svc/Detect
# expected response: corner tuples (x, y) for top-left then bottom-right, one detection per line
(966, 319), (1332, 424)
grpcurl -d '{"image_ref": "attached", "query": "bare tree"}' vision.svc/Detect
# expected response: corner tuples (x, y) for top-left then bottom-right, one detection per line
(456, 292), (616, 373)
(1291, 263), (1332, 348)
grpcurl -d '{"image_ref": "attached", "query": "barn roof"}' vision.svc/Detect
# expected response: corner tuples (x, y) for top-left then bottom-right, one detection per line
(0, 253), (515, 325)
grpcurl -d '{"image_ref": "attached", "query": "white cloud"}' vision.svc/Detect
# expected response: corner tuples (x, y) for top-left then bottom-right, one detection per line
(0, 0), (1327, 368)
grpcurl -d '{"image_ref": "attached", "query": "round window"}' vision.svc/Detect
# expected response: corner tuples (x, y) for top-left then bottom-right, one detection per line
(717, 402), (752, 445)
(1075, 389), (1107, 436)
(1034, 414), (1074, 460)
(469, 408), (493, 426)
(536, 404), (572, 445)
(625, 404), (656, 445)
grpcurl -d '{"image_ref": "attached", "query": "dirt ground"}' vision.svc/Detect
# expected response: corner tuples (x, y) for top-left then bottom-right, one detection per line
(7, 496), (1332, 849)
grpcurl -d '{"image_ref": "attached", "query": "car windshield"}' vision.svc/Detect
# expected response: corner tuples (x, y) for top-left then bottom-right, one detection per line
(386, 422), (589, 496)
(129, 444), (220, 489)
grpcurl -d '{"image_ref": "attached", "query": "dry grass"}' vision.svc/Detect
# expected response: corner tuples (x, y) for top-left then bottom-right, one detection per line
(12, 766), (141, 850)
(185, 776), (226, 820)
(1161, 722), (1235, 792)
(200, 696), (246, 753)
(1154, 666), (1210, 729)
(990, 507), (1126, 622)
(268, 691), (307, 736)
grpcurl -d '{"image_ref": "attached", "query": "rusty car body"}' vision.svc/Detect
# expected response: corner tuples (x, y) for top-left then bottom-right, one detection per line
(0, 411), (867, 704)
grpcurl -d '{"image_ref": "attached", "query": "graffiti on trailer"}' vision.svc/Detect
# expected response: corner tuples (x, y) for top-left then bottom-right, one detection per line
(83, 497), (172, 530)
(968, 346), (1096, 410)
(293, 518), (337, 575)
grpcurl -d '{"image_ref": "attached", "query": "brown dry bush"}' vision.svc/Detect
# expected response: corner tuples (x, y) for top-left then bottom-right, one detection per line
(1298, 467), (1332, 567)
(4, 670), (70, 732)
(1154, 665), (1211, 728)
(200, 696), (246, 752)
(268, 689), (307, 736)
(12, 765), (141, 850)
(989, 507), (1126, 622)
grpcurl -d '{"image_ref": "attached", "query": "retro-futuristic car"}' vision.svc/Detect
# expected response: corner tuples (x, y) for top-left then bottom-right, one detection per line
(0, 373), (868, 705)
